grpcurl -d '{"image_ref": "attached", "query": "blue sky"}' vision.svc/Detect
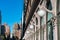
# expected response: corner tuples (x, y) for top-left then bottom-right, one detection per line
(0, 0), (24, 33)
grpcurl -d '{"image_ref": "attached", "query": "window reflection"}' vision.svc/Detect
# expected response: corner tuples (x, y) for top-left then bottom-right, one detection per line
(47, 21), (53, 40)
(46, 0), (53, 40)
(47, 12), (53, 40)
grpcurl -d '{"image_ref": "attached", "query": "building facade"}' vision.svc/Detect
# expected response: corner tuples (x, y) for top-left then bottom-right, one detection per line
(1, 25), (5, 36)
(13, 23), (22, 40)
(0, 23), (10, 40)
(4, 23), (10, 39)
(23, 0), (60, 40)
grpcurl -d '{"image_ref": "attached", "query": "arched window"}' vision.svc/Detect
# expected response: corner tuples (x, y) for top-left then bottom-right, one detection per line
(36, 18), (38, 25)
(46, 0), (53, 40)
(47, 14), (53, 40)
(46, 0), (52, 10)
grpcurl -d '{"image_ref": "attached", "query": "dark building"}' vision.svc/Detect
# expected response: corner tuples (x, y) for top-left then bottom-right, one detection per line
(0, 10), (1, 35)
(1, 25), (5, 36)
(0, 10), (1, 24)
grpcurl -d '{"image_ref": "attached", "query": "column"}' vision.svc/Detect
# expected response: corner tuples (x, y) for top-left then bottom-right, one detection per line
(51, 0), (58, 40)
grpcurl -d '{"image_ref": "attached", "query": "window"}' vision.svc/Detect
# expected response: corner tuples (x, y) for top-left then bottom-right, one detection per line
(57, 12), (60, 40)
(47, 13), (53, 21)
(36, 18), (38, 25)
(47, 21), (53, 40)
(57, 0), (60, 12)
(47, 10), (53, 40)
(47, 11), (53, 40)
(46, 0), (53, 40)
(46, 0), (52, 10)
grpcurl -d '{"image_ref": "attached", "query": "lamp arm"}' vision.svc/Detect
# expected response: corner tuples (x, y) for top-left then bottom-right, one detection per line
(44, 6), (53, 12)
(45, 8), (52, 12)
(41, 6), (53, 13)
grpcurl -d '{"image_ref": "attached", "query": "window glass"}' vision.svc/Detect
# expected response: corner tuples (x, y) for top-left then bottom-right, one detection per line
(47, 22), (53, 40)
(57, 0), (60, 12)
(36, 18), (38, 25)
(48, 13), (53, 21)
(46, 0), (52, 10)
(47, 0), (53, 40)
(47, 10), (53, 40)
(47, 6), (53, 40)
(57, 12), (60, 40)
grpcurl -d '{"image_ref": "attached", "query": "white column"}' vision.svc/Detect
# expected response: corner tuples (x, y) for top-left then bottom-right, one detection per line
(52, 0), (58, 40)
(43, 7), (47, 40)
(36, 13), (40, 40)
(38, 30), (40, 40)
(35, 26), (36, 40)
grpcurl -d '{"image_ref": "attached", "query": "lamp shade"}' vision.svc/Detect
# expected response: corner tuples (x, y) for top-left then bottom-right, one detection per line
(26, 31), (29, 33)
(37, 10), (46, 17)
(30, 25), (34, 29)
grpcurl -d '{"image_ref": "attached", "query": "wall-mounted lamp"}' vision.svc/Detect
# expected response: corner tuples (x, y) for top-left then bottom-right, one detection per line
(29, 25), (34, 29)
(37, 9), (46, 17)
(26, 31), (30, 34)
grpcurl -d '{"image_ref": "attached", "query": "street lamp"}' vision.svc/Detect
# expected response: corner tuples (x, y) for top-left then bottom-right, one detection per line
(29, 25), (34, 29)
(26, 31), (30, 34)
(37, 9), (46, 17)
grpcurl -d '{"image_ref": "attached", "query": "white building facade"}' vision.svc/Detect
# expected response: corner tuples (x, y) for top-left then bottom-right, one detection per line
(23, 0), (60, 40)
